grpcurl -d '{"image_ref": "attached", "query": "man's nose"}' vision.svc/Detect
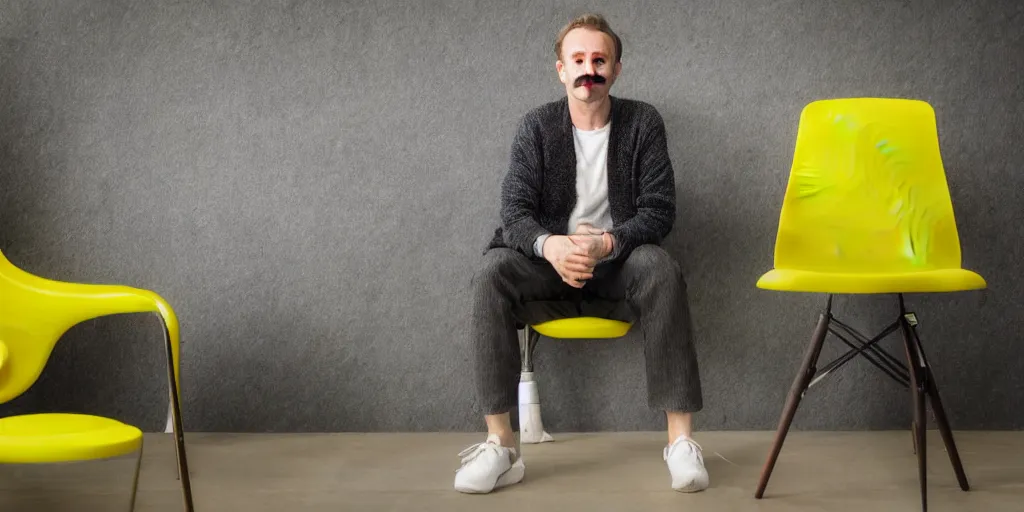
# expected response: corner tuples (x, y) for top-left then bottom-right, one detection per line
(584, 61), (596, 75)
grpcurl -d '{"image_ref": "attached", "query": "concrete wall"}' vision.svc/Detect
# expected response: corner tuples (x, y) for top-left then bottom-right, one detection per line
(1, 0), (1021, 432)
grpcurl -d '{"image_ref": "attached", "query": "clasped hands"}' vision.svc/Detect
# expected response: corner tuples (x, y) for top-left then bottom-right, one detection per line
(543, 224), (615, 288)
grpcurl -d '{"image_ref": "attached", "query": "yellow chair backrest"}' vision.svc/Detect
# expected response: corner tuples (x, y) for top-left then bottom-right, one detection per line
(0, 249), (182, 405)
(772, 98), (965, 274)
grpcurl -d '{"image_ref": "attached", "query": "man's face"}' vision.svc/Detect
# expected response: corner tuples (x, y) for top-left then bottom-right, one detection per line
(556, 27), (621, 104)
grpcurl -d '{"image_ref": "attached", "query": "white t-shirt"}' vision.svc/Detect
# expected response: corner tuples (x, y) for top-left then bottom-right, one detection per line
(534, 122), (613, 257)
(567, 122), (613, 233)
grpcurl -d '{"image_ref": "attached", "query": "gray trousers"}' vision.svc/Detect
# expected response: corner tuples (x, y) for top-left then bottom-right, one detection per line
(469, 244), (703, 415)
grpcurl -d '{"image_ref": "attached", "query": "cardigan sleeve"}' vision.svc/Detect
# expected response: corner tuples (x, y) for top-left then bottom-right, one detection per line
(499, 113), (552, 256)
(607, 107), (676, 262)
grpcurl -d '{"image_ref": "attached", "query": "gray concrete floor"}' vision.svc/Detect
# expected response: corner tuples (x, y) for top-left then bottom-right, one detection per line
(0, 431), (1021, 511)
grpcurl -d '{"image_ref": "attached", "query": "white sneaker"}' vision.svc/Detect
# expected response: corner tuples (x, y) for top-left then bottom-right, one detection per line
(453, 434), (525, 494)
(664, 434), (709, 492)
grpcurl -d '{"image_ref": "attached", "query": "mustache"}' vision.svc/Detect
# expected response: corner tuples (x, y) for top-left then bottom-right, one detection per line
(573, 74), (607, 87)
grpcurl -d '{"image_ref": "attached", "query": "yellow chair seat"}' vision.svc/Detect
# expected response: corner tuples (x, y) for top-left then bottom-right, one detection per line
(757, 268), (987, 294)
(0, 413), (142, 464)
(531, 317), (632, 339)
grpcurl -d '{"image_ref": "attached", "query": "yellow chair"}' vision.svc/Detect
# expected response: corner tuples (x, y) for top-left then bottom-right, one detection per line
(517, 317), (632, 443)
(0, 248), (194, 511)
(754, 98), (985, 512)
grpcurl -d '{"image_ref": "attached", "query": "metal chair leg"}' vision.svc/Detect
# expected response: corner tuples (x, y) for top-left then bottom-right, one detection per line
(161, 322), (194, 511)
(518, 326), (553, 444)
(128, 442), (144, 512)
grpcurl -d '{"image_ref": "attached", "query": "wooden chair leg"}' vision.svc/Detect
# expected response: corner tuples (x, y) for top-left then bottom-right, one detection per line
(910, 325), (970, 491)
(925, 371), (970, 491)
(911, 421), (918, 454)
(901, 316), (928, 512)
(755, 298), (832, 499)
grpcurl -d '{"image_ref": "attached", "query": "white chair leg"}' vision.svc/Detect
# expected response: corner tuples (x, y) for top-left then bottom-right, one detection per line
(164, 401), (173, 433)
(518, 371), (553, 444)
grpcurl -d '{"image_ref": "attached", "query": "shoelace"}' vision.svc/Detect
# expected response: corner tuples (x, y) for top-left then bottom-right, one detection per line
(666, 437), (704, 464)
(456, 442), (503, 470)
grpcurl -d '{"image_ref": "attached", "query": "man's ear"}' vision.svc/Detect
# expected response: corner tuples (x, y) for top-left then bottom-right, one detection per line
(556, 60), (567, 83)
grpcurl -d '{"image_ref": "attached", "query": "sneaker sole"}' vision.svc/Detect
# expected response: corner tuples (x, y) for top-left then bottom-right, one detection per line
(454, 460), (525, 494)
(672, 476), (709, 493)
(673, 482), (708, 493)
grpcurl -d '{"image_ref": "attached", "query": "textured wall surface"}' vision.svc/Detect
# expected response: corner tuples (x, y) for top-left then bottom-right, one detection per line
(1, 0), (1021, 432)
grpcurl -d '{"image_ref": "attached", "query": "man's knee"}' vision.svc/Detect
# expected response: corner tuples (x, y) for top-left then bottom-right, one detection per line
(625, 245), (680, 273)
(624, 245), (684, 287)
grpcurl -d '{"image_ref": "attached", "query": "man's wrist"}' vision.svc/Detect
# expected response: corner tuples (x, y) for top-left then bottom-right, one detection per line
(602, 232), (615, 257)
(534, 233), (551, 259)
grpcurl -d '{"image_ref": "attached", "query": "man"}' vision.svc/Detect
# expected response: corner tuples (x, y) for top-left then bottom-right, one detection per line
(455, 13), (707, 494)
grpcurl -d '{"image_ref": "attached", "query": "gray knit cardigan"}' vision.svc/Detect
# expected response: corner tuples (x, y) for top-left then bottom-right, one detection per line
(486, 95), (676, 264)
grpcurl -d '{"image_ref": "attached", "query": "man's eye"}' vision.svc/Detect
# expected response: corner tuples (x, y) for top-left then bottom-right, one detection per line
(595, 59), (605, 65)
(575, 60), (584, 65)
